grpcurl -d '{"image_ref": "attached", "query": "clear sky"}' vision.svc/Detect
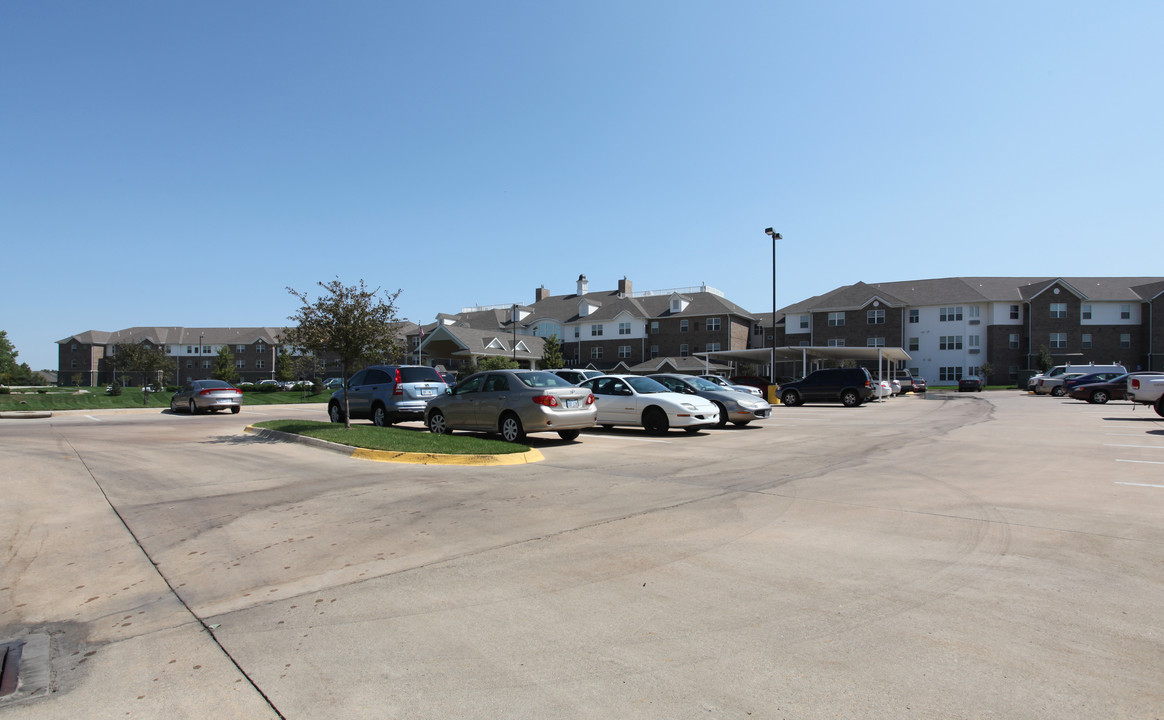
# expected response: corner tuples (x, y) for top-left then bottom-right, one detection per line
(3, 1), (1162, 371)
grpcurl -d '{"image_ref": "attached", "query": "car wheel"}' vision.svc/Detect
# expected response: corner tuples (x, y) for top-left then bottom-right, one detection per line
(500, 413), (525, 443)
(557, 429), (580, 441)
(1051, 386), (1064, 397)
(170, 399), (179, 413)
(1090, 390), (1109, 404)
(371, 404), (392, 427)
(732, 420), (751, 427)
(1155, 397), (1164, 419)
(642, 407), (669, 435)
(713, 402), (727, 428)
(188, 399), (199, 415)
(427, 410), (449, 435)
(231, 405), (240, 414)
(328, 402), (345, 424)
(781, 390), (800, 407)
(841, 390), (861, 407)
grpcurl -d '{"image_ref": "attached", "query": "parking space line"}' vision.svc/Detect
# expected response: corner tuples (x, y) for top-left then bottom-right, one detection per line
(1105, 444), (1164, 449)
(1115, 459), (1164, 465)
(1115, 482), (1164, 488)
(85, 415), (101, 422)
(582, 435), (672, 444)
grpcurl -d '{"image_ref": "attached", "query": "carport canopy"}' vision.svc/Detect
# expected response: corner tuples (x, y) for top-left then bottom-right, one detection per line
(694, 346), (912, 380)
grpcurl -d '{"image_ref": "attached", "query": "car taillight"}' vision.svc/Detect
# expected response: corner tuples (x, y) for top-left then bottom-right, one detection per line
(533, 395), (559, 407)
(199, 388), (239, 395)
(393, 368), (403, 395)
(1131, 378), (1140, 389)
(585, 393), (595, 405)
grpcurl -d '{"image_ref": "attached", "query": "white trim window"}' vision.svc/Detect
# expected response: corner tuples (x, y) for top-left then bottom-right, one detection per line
(706, 342), (721, 352)
(1120, 333), (1131, 348)
(828, 312), (845, 327)
(1050, 332), (1067, 349)
(940, 306), (963, 322)
(591, 347), (603, 359)
(908, 309), (919, 324)
(618, 345), (632, 359)
(1009, 333), (1020, 349)
(867, 309), (885, 325)
(591, 324), (603, 337)
(939, 335), (963, 350)
(618, 322), (632, 335)
(1081, 333), (1092, 349)
(707, 318), (721, 332)
(867, 337), (885, 347)
(1050, 303), (1067, 319)
(827, 338), (845, 347)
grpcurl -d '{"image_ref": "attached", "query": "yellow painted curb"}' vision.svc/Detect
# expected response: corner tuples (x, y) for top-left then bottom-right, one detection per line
(245, 425), (544, 465)
(350, 447), (544, 465)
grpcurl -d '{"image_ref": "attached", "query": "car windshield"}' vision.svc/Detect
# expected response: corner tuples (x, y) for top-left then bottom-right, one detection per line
(687, 377), (722, 391)
(398, 367), (443, 383)
(625, 376), (669, 394)
(516, 372), (573, 388)
(703, 376), (728, 386)
(199, 380), (233, 389)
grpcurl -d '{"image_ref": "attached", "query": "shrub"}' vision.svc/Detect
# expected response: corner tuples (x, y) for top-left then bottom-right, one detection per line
(108, 381), (123, 396)
(0, 386), (10, 395)
(310, 377), (325, 395)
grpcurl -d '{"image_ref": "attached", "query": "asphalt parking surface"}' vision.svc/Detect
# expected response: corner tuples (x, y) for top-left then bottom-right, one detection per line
(1, 392), (1161, 719)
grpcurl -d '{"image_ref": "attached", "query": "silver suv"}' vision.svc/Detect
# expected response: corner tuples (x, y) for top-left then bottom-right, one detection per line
(328, 365), (447, 426)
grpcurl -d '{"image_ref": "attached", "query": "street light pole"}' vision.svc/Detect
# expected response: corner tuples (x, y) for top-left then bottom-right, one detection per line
(765, 228), (781, 390)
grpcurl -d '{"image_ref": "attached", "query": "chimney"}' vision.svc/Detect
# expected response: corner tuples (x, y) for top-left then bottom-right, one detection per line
(535, 285), (550, 302)
(618, 276), (633, 298)
(577, 274), (589, 295)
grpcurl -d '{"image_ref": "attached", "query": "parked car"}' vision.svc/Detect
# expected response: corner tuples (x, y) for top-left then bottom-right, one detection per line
(425, 370), (596, 442)
(551, 369), (606, 385)
(958, 375), (985, 392)
(170, 379), (243, 414)
(912, 377), (928, 393)
(328, 365), (447, 426)
(1071, 371), (1164, 404)
(1028, 363), (1126, 392)
(648, 374), (772, 427)
(1035, 372), (1087, 396)
(778, 368), (875, 407)
(323, 377), (344, 389)
(698, 374), (764, 398)
(1061, 371), (1125, 394)
(257, 379), (281, 389)
(578, 375), (719, 434)
(439, 372), (458, 391)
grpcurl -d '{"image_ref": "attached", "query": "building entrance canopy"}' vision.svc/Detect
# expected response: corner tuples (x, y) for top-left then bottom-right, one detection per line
(694, 346), (912, 380)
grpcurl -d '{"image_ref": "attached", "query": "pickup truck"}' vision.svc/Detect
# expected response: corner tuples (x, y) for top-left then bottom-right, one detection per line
(1126, 374), (1164, 417)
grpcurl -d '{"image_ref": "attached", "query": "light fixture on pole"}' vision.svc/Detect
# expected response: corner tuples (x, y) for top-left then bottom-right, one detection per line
(764, 228), (781, 389)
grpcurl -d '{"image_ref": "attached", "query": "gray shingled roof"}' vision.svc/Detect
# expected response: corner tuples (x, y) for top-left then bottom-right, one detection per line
(58, 327), (287, 345)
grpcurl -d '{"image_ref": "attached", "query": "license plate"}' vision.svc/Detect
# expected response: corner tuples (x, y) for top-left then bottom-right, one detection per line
(565, 399), (580, 409)
(420, 389), (434, 396)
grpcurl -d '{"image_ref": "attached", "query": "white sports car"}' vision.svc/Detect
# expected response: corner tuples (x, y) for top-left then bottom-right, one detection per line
(578, 375), (720, 434)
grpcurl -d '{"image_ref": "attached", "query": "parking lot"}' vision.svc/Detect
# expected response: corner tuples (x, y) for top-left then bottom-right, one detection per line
(1, 391), (1162, 719)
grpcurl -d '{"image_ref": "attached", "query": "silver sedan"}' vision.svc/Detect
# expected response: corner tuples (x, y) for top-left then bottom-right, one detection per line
(170, 379), (243, 414)
(650, 374), (771, 427)
(425, 370), (597, 442)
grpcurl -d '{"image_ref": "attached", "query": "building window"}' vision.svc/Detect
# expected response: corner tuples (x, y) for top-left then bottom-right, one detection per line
(707, 318), (721, 332)
(968, 335), (980, 348)
(574, 327), (580, 338)
(650, 345), (659, 359)
(799, 316), (809, 330)
(591, 324), (603, 337)
(1009, 333), (1020, 350)
(1010, 305), (1020, 320)
(186, 360), (193, 368)
(202, 360), (211, 369)
(236, 360), (246, 369)
(940, 306), (963, 322)
(256, 342), (266, 353)
(939, 335), (963, 350)
(71, 343), (78, 351)
(680, 319), (689, 332)
(1121, 304), (1131, 320)
(704, 342), (720, 352)
(827, 338), (845, 347)
(968, 306), (980, 320)
(1081, 305), (1092, 320)
(1081, 333), (1092, 349)
(618, 345), (632, 359)
(867, 309), (885, 325)
(908, 309), (919, 324)
(828, 312), (845, 327)
(1050, 333), (1066, 349)
(618, 322), (631, 335)
(753, 324), (763, 335)
(1120, 333), (1131, 349)
(939, 366), (963, 381)
(679, 344), (689, 357)
(186, 346), (193, 354)
(256, 359), (265, 369)
(651, 321), (659, 334)
(70, 359), (78, 369)
(968, 365), (982, 378)
(867, 337), (885, 347)
(591, 347), (603, 359)
(1050, 303), (1067, 319)
(908, 337), (919, 351)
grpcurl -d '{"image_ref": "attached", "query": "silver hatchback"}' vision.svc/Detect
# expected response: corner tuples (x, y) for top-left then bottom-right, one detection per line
(425, 370), (597, 442)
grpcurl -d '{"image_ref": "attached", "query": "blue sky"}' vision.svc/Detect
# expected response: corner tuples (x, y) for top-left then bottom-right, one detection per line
(3, 2), (1162, 371)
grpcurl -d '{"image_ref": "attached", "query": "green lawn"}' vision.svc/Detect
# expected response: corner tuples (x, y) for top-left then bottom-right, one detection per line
(0, 387), (331, 411)
(251, 419), (529, 454)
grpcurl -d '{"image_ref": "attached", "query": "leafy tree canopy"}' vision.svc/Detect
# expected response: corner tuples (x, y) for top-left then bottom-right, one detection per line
(478, 356), (520, 371)
(540, 334), (563, 369)
(213, 346), (240, 384)
(112, 343), (174, 387)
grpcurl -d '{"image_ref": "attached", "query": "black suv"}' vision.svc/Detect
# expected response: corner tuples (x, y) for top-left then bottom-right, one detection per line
(778, 368), (874, 407)
(328, 365), (447, 425)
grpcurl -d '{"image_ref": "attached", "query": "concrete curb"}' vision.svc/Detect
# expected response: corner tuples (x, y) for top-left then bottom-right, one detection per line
(244, 425), (544, 466)
(0, 410), (53, 419)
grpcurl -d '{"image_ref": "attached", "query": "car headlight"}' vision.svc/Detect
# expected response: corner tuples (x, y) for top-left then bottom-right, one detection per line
(680, 403), (697, 411)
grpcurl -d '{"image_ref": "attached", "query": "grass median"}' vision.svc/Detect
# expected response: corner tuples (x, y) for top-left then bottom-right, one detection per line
(250, 419), (530, 455)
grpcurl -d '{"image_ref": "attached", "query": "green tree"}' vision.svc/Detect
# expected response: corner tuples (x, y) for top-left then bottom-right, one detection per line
(275, 347), (295, 382)
(540, 334), (563, 369)
(0, 330), (19, 384)
(479, 356), (520, 371)
(212, 346), (240, 383)
(112, 343), (175, 388)
(1036, 345), (1054, 372)
(979, 362), (995, 384)
(283, 278), (403, 428)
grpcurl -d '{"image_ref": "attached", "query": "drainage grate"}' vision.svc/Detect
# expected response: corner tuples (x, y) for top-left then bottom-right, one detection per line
(0, 640), (23, 697)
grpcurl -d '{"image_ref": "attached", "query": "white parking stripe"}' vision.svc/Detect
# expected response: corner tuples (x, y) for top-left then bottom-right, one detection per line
(1115, 482), (1164, 488)
(85, 415), (101, 422)
(1105, 444), (1164, 449)
(1116, 459), (1164, 465)
(584, 435), (672, 444)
